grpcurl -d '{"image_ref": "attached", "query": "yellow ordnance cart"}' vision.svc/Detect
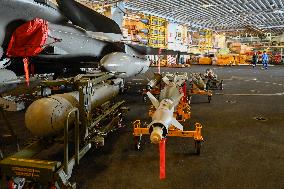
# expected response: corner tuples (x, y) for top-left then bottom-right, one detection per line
(133, 94), (203, 154)
(133, 120), (203, 154)
(188, 82), (213, 103)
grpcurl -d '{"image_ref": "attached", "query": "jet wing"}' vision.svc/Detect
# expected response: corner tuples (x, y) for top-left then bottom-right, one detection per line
(86, 31), (122, 43)
(56, 0), (122, 34)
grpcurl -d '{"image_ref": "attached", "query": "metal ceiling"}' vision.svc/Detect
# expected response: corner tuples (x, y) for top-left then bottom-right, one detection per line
(124, 0), (284, 35)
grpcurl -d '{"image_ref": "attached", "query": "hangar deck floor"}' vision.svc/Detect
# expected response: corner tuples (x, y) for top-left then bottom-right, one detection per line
(1, 65), (284, 189)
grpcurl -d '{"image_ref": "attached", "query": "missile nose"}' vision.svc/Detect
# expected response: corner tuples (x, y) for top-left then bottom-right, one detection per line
(150, 127), (163, 144)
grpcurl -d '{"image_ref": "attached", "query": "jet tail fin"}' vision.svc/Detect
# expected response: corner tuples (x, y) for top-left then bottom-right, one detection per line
(146, 92), (159, 109)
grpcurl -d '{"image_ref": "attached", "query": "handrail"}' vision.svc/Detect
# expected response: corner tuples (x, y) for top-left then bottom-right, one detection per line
(64, 108), (79, 175)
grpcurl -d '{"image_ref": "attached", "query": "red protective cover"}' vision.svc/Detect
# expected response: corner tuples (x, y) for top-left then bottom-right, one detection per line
(6, 18), (48, 57)
(159, 138), (167, 180)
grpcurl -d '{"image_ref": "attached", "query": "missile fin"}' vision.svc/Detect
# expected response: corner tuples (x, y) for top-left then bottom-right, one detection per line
(162, 76), (170, 85)
(146, 92), (159, 108)
(170, 93), (184, 109)
(171, 118), (183, 131)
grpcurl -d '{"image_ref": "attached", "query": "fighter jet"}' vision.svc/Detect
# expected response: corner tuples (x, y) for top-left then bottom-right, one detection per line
(0, 0), (150, 78)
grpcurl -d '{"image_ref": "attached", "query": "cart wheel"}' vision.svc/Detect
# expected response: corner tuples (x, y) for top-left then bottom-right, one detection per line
(134, 136), (142, 150)
(143, 95), (147, 103)
(208, 95), (211, 103)
(195, 140), (201, 155)
(188, 95), (192, 104)
(220, 80), (224, 90)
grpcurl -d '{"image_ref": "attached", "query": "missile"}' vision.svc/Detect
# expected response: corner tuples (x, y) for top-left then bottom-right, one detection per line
(147, 75), (187, 144)
(191, 73), (206, 90)
(138, 38), (148, 45)
(100, 52), (150, 78)
(135, 35), (148, 45)
(146, 73), (162, 90)
(140, 19), (149, 25)
(25, 82), (120, 137)
(139, 29), (149, 34)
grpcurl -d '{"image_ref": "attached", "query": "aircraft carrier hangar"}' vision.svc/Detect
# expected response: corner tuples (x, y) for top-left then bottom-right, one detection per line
(0, 0), (284, 188)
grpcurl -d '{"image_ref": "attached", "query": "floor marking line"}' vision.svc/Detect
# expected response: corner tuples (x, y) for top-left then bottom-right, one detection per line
(223, 93), (284, 96)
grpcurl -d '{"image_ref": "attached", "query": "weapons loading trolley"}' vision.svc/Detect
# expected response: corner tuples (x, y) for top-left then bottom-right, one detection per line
(134, 73), (204, 154)
(0, 73), (128, 189)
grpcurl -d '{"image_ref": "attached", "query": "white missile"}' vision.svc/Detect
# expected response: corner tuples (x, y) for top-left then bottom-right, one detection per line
(147, 74), (187, 144)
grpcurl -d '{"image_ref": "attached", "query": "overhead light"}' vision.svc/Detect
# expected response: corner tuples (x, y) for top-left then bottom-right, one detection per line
(273, 9), (284, 14)
(260, 25), (284, 29)
(202, 4), (213, 8)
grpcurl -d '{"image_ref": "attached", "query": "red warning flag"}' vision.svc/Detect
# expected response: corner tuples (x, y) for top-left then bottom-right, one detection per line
(23, 58), (30, 86)
(159, 138), (167, 180)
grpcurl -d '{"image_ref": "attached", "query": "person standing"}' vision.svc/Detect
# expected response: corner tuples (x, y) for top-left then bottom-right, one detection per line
(262, 51), (269, 69)
(252, 52), (258, 68)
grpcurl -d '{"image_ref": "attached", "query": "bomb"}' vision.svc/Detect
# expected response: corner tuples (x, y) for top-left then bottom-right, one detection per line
(25, 83), (120, 137)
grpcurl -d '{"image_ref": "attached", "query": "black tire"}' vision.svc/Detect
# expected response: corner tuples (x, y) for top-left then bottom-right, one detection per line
(208, 96), (211, 103)
(195, 141), (201, 155)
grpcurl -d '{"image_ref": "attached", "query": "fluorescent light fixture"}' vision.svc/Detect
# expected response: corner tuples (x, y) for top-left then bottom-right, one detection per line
(260, 25), (284, 29)
(202, 4), (213, 8)
(273, 9), (284, 14)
